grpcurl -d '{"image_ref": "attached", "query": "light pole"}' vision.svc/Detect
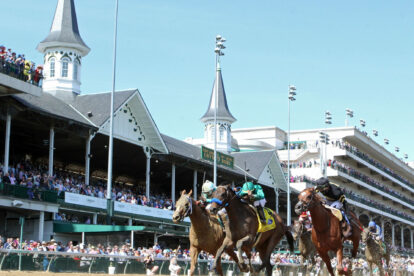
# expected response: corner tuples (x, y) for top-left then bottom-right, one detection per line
(213, 35), (226, 187)
(345, 108), (353, 126)
(286, 85), (296, 226)
(106, 0), (119, 224)
(323, 111), (332, 177)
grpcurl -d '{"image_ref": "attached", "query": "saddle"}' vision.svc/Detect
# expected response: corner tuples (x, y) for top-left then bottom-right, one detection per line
(255, 207), (276, 233)
(322, 204), (343, 221)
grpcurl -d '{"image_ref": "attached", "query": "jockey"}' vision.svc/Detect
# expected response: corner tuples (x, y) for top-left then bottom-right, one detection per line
(239, 181), (266, 223)
(200, 180), (217, 208)
(298, 211), (312, 232)
(314, 177), (352, 238)
(368, 221), (386, 253)
(368, 221), (383, 241)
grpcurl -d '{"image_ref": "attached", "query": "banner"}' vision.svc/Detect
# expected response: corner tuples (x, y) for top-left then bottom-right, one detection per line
(114, 201), (189, 222)
(64, 193), (106, 210)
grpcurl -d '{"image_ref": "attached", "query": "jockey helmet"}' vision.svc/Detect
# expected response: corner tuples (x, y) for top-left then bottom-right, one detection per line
(243, 181), (255, 191)
(300, 212), (307, 218)
(368, 221), (376, 228)
(202, 180), (216, 196)
(315, 177), (330, 190)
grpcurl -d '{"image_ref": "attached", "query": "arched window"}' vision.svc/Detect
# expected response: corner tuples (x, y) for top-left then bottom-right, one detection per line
(219, 125), (225, 141)
(50, 58), (55, 77)
(73, 62), (78, 80)
(210, 125), (215, 141)
(61, 58), (69, 77)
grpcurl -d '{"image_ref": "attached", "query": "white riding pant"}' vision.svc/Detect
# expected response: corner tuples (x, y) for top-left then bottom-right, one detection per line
(206, 203), (227, 215)
(327, 200), (342, 210)
(254, 199), (266, 207)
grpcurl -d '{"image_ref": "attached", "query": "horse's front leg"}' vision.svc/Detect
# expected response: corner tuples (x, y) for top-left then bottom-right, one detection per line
(235, 235), (251, 272)
(211, 237), (230, 273)
(335, 247), (347, 275)
(189, 245), (200, 276)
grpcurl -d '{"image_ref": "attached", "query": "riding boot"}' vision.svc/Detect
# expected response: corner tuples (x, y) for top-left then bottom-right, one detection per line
(257, 206), (266, 223)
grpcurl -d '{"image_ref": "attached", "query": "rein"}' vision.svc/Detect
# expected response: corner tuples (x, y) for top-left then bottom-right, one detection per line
(211, 187), (238, 208)
(184, 196), (193, 217)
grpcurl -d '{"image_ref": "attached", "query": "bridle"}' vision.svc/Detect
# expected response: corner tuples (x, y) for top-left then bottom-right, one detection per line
(211, 186), (238, 208)
(183, 196), (193, 217)
(300, 190), (316, 211)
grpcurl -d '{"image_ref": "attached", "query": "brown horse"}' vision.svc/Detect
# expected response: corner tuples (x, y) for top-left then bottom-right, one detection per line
(210, 185), (294, 276)
(295, 188), (362, 276)
(361, 228), (390, 276)
(172, 190), (239, 276)
(292, 220), (317, 270)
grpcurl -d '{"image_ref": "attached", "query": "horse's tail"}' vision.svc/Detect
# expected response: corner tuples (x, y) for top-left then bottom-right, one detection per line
(284, 226), (295, 253)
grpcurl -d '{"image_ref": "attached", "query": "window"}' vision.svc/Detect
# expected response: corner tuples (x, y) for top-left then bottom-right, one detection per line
(210, 125), (215, 141)
(73, 62), (78, 80)
(219, 126), (225, 141)
(50, 58), (55, 77)
(61, 59), (69, 77)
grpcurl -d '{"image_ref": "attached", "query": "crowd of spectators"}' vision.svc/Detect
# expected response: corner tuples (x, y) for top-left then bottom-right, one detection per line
(0, 45), (43, 86)
(328, 159), (414, 206)
(333, 140), (414, 189)
(281, 160), (319, 169)
(0, 159), (174, 211)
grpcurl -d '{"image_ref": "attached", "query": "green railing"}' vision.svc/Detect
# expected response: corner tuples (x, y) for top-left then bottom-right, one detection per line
(0, 250), (314, 275)
(0, 183), (58, 203)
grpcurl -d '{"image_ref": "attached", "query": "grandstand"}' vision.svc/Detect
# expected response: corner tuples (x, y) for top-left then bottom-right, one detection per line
(0, 0), (288, 252)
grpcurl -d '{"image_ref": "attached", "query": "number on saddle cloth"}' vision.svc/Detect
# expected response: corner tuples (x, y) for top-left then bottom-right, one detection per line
(256, 208), (276, 233)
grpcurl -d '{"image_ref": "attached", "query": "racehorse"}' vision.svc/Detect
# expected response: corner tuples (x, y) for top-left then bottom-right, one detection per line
(361, 228), (390, 276)
(172, 190), (239, 276)
(292, 220), (317, 271)
(209, 185), (295, 276)
(295, 188), (362, 276)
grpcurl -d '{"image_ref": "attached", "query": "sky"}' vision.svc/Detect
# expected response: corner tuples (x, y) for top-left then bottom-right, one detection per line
(2, 0), (414, 161)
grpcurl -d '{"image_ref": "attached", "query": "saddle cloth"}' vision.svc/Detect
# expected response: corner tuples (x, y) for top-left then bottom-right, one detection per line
(323, 204), (343, 221)
(255, 207), (276, 233)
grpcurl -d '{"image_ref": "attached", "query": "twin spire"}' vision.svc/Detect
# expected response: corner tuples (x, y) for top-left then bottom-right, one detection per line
(200, 61), (236, 124)
(37, 0), (90, 56)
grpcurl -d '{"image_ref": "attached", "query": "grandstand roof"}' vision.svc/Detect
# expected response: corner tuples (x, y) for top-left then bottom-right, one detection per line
(72, 89), (136, 127)
(12, 93), (95, 128)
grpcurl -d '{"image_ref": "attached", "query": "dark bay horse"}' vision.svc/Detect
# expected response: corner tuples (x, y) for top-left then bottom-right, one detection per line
(210, 185), (294, 276)
(172, 190), (239, 276)
(295, 188), (362, 276)
(292, 220), (317, 270)
(362, 228), (390, 276)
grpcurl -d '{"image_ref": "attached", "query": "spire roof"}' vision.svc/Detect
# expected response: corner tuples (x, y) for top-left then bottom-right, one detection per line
(201, 64), (236, 123)
(37, 0), (90, 56)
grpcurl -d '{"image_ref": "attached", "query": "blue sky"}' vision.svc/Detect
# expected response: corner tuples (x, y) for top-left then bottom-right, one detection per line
(3, 0), (414, 161)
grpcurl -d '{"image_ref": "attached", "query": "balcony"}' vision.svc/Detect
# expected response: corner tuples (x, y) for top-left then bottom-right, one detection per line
(332, 140), (414, 191)
(329, 162), (414, 209)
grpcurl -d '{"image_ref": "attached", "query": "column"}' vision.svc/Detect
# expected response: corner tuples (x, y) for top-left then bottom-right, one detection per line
(401, 227), (404, 248)
(131, 231), (134, 249)
(381, 220), (385, 237)
(145, 156), (151, 199)
(128, 218), (132, 226)
(171, 163), (176, 205)
(82, 232), (85, 245)
(48, 127), (54, 176)
(93, 213), (98, 225)
(193, 170), (198, 200)
(275, 188), (279, 213)
(411, 229), (413, 250)
(392, 224), (395, 247)
(3, 112), (11, 174)
(38, 211), (44, 242)
(85, 133), (91, 185)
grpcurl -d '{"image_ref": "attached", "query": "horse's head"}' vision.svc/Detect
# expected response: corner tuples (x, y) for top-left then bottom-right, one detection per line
(210, 185), (233, 215)
(361, 227), (372, 243)
(295, 188), (317, 215)
(292, 220), (303, 241)
(172, 190), (193, 223)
